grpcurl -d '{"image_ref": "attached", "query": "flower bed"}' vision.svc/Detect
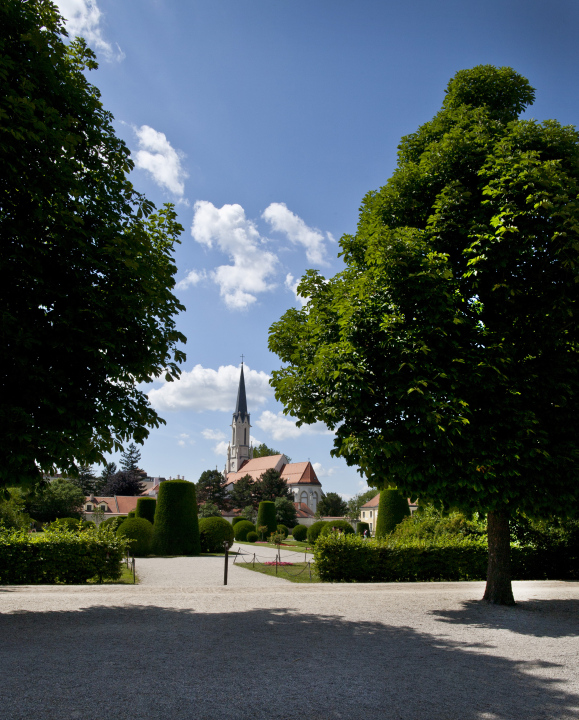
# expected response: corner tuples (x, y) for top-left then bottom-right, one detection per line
(263, 561), (294, 566)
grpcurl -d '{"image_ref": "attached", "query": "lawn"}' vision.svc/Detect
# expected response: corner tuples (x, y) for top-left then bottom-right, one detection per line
(235, 540), (313, 555)
(88, 566), (138, 584)
(234, 559), (321, 584)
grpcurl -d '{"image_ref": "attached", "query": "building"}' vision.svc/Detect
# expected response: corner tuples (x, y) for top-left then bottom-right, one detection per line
(223, 363), (323, 520)
(83, 495), (140, 521)
(360, 493), (418, 535)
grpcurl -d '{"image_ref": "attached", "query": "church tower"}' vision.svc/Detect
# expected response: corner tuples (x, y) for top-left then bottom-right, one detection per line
(226, 363), (253, 474)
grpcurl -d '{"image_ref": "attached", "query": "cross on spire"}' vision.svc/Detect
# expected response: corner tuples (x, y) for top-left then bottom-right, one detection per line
(240, 353), (245, 365)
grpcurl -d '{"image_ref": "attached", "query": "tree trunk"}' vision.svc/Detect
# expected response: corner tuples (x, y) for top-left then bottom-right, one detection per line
(483, 510), (515, 605)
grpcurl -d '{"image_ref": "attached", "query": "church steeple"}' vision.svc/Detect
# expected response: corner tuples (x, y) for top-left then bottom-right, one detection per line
(226, 361), (252, 473)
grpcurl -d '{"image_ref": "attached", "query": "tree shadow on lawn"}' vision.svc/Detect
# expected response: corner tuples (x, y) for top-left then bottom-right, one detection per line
(430, 597), (579, 639)
(0, 604), (578, 720)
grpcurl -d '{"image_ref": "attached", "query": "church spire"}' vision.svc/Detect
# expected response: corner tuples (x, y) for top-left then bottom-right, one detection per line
(235, 362), (248, 418)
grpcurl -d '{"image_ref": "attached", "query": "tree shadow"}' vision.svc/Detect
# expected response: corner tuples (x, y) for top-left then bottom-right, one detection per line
(430, 598), (579, 639)
(0, 603), (577, 720)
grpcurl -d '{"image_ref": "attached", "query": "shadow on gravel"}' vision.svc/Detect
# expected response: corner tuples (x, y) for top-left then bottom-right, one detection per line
(0, 604), (577, 720)
(430, 598), (579, 638)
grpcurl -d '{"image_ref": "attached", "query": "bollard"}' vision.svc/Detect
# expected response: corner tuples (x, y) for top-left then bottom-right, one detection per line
(223, 541), (230, 585)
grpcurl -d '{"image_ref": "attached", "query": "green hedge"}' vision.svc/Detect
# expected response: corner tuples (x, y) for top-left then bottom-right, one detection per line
(256, 501), (277, 538)
(233, 520), (255, 541)
(246, 531), (258, 543)
(232, 516), (247, 527)
(314, 533), (579, 583)
(319, 520), (354, 537)
(307, 520), (329, 544)
(357, 522), (370, 536)
(0, 526), (127, 584)
(376, 488), (410, 537)
(277, 524), (289, 539)
(152, 480), (200, 556)
(117, 517), (153, 557)
(136, 497), (156, 525)
(101, 516), (127, 532)
(199, 517), (234, 553)
(292, 524), (308, 542)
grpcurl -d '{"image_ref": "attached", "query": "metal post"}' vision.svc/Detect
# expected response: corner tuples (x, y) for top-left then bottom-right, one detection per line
(253, 553), (255, 568)
(223, 541), (230, 586)
(132, 556), (136, 584)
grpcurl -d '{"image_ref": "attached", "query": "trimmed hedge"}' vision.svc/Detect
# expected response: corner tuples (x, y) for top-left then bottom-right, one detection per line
(357, 522), (370, 536)
(117, 517), (153, 557)
(101, 516), (127, 532)
(233, 520), (255, 541)
(375, 488), (410, 537)
(0, 526), (126, 584)
(307, 520), (329, 544)
(232, 516), (247, 527)
(136, 497), (156, 525)
(199, 516), (235, 553)
(319, 520), (354, 537)
(313, 533), (579, 583)
(151, 480), (201, 556)
(292, 524), (308, 542)
(277, 524), (289, 539)
(256, 501), (277, 538)
(246, 531), (258, 543)
(127, 510), (136, 518)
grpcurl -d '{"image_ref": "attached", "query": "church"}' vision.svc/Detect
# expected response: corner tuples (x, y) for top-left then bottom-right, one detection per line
(223, 364), (323, 518)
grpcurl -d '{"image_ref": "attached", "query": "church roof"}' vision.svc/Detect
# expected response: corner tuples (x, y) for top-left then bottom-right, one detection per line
(234, 364), (248, 417)
(281, 462), (321, 486)
(224, 454), (287, 485)
(294, 502), (315, 518)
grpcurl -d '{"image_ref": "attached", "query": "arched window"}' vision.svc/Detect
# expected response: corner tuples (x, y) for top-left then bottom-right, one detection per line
(244, 428), (247, 445)
(311, 492), (318, 513)
(300, 491), (308, 505)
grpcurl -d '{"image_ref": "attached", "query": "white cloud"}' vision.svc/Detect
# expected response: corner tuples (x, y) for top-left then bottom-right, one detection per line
(214, 440), (229, 456)
(148, 364), (273, 412)
(177, 433), (194, 447)
(285, 273), (307, 306)
(176, 269), (206, 291)
(312, 462), (337, 478)
(202, 429), (225, 441)
(191, 201), (278, 310)
(55, 0), (124, 61)
(133, 125), (188, 198)
(255, 410), (332, 441)
(263, 202), (328, 266)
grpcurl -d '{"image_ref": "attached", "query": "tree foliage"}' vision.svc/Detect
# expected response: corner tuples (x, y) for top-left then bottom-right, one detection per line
(347, 490), (379, 520)
(316, 491), (348, 518)
(0, 0), (186, 488)
(252, 443), (291, 463)
(24, 478), (85, 524)
(196, 469), (229, 510)
(228, 474), (255, 510)
(268, 65), (579, 603)
(375, 489), (410, 538)
(254, 469), (293, 504)
(101, 471), (145, 497)
(274, 496), (297, 527)
(120, 444), (142, 476)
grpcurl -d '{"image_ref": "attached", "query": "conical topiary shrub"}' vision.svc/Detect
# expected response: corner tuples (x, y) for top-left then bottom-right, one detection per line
(136, 497), (156, 524)
(375, 488), (410, 538)
(151, 480), (201, 555)
(256, 501), (277, 540)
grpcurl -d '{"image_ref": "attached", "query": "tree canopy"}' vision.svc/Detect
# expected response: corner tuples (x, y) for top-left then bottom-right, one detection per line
(101, 471), (145, 497)
(0, 0), (186, 488)
(196, 469), (229, 510)
(252, 443), (291, 463)
(254, 469), (293, 504)
(316, 492), (348, 518)
(268, 65), (579, 603)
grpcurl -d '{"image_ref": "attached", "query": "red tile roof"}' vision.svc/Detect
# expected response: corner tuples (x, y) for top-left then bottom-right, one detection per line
(294, 502), (315, 518)
(225, 455), (287, 485)
(84, 496), (139, 515)
(281, 462), (321, 486)
(360, 493), (418, 510)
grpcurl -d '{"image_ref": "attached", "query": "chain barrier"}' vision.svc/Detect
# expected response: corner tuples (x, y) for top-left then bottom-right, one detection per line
(232, 546), (314, 579)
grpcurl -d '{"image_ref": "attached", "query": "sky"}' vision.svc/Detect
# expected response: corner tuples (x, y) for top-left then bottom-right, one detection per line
(54, 0), (579, 498)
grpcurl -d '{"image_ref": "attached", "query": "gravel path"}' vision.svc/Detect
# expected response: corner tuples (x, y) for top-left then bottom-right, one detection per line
(1, 578), (578, 720)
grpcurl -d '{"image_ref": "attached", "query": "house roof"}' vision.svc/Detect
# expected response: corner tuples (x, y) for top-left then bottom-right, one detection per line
(294, 502), (315, 518)
(84, 496), (140, 515)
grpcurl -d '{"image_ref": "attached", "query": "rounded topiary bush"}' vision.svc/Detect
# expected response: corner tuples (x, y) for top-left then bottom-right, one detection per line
(277, 524), (289, 539)
(256, 501), (277, 539)
(320, 520), (355, 537)
(136, 497), (156, 524)
(357, 521), (370, 536)
(117, 517), (153, 556)
(307, 520), (329, 544)
(127, 510), (136, 518)
(232, 516), (247, 527)
(199, 516), (235, 553)
(151, 480), (201, 556)
(375, 488), (411, 538)
(101, 516), (127, 532)
(234, 520), (255, 541)
(246, 531), (258, 543)
(292, 524), (308, 542)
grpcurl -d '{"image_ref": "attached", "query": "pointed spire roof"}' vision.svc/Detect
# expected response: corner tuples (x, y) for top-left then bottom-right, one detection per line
(234, 363), (248, 417)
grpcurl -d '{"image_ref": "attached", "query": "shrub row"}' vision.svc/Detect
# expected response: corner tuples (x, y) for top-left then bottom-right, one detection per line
(313, 533), (579, 583)
(0, 526), (127, 584)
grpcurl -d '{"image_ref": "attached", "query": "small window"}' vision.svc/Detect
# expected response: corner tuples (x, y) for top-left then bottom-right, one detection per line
(370, 511), (373, 518)
(362, 511), (365, 518)
(100, 505), (107, 512)
(86, 504), (93, 511)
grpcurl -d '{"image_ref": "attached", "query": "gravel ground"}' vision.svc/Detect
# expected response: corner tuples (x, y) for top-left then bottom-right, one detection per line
(1, 570), (578, 720)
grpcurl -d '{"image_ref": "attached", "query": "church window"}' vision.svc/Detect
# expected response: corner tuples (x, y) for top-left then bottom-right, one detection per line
(300, 491), (307, 505)
(244, 428), (247, 445)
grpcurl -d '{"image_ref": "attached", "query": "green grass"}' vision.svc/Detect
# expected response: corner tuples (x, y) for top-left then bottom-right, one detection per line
(235, 540), (313, 554)
(235, 560), (321, 583)
(88, 566), (138, 584)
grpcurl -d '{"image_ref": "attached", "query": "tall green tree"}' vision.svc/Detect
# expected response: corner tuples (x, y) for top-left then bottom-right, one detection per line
(254, 469), (293, 504)
(196, 469), (229, 510)
(101, 471), (145, 497)
(316, 492), (348, 518)
(0, 0), (186, 489)
(228, 474), (256, 510)
(269, 65), (579, 605)
(120, 443), (142, 476)
(274, 496), (298, 527)
(70, 465), (98, 495)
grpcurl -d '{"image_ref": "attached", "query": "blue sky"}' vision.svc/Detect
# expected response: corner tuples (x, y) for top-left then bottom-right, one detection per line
(55, 0), (579, 497)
